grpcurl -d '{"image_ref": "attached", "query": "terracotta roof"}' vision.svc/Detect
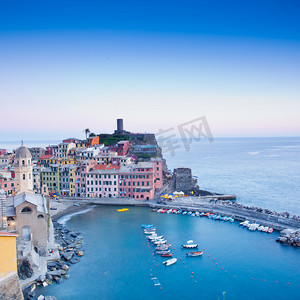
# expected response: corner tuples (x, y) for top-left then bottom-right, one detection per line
(39, 155), (54, 159)
(94, 164), (120, 170)
(0, 231), (18, 237)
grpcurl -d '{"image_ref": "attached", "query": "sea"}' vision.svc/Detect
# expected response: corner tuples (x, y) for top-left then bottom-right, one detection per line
(2, 137), (300, 299)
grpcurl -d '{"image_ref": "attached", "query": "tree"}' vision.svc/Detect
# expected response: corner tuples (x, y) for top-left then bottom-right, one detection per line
(84, 128), (90, 139)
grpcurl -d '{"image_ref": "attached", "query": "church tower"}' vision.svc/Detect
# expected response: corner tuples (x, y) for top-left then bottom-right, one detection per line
(14, 143), (33, 194)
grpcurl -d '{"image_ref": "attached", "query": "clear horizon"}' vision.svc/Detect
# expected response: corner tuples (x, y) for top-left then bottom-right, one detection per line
(0, 0), (299, 140)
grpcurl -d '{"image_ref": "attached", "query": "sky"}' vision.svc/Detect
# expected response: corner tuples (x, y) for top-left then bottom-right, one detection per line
(0, 0), (299, 140)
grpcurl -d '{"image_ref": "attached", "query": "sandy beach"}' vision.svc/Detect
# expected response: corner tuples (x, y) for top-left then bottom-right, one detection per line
(50, 199), (91, 221)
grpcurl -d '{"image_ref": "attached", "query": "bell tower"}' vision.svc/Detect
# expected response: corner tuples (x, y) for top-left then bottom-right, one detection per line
(14, 142), (33, 194)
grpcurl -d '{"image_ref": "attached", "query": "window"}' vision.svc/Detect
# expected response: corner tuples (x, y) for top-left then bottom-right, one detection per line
(23, 174), (26, 180)
(21, 207), (32, 213)
(147, 181), (149, 186)
(37, 214), (44, 219)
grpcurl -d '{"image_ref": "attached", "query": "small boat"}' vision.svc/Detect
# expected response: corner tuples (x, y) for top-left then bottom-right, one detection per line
(187, 211), (192, 216)
(157, 209), (163, 213)
(186, 251), (203, 257)
(182, 211), (187, 215)
(200, 212), (204, 217)
(167, 209), (172, 214)
(195, 212), (200, 217)
(267, 227), (273, 233)
(151, 277), (161, 286)
(182, 241), (198, 249)
(172, 209), (177, 214)
(161, 253), (173, 257)
(177, 210), (182, 214)
(152, 209), (157, 212)
(148, 235), (163, 240)
(263, 226), (269, 232)
(117, 208), (129, 212)
(203, 212), (210, 217)
(155, 245), (170, 251)
(163, 258), (177, 266)
(156, 250), (170, 255)
(142, 224), (154, 228)
(191, 213), (195, 217)
(229, 217), (234, 223)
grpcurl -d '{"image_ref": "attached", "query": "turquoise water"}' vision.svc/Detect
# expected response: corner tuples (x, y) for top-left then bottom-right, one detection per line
(38, 206), (300, 300)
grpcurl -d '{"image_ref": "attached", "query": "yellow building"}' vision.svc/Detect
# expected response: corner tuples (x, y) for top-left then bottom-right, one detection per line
(0, 232), (18, 279)
(41, 164), (60, 194)
(69, 166), (76, 196)
(57, 157), (76, 165)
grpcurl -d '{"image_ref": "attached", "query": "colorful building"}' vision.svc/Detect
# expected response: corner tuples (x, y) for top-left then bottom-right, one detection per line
(118, 162), (156, 200)
(86, 136), (99, 147)
(86, 166), (119, 198)
(111, 140), (130, 156)
(38, 155), (57, 167)
(58, 142), (76, 158)
(75, 160), (96, 197)
(0, 231), (18, 279)
(29, 147), (46, 160)
(41, 164), (60, 194)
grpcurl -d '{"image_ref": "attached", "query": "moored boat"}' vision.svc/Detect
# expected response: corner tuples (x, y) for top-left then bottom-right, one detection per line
(161, 253), (173, 257)
(186, 251), (203, 257)
(163, 258), (177, 266)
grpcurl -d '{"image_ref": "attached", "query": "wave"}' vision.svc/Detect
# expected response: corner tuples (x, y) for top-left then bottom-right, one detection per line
(58, 207), (95, 225)
(248, 151), (259, 155)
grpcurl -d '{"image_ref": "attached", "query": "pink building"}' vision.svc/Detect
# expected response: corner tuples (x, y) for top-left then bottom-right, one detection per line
(75, 160), (96, 197)
(62, 138), (80, 144)
(111, 141), (130, 156)
(86, 168), (119, 198)
(118, 162), (156, 200)
(0, 177), (15, 196)
(0, 149), (6, 155)
(46, 145), (59, 157)
(151, 158), (164, 189)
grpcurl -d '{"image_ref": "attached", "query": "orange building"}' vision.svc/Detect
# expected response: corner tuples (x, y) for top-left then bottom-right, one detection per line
(86, 136), (99, 147)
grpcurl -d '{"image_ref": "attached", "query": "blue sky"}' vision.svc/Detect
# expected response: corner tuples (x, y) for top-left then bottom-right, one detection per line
(0, 0), (299, 140)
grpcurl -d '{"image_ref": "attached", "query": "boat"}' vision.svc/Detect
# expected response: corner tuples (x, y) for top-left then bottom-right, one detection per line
(163, 258), (177, 266)
(154, 240), (167, 245)
(156, 250), (170, 254)
(267, 227), (273, 233)
(187, 211), (192, 216)
(200, 212), (204, 216)
(151, 277), (161, 286)
(203, 212), (210, 217)
(195, 212), (200, 217)
(161, 253), (173, 257)
(248, 223), (260, 231)
(191, 213), (195, 217)
(152, 209), (157, 212)
(186, 251), (203, 257)
(263, 226), (269, 232)
(172, 209), (177, 213)
(141, 224), (154, 228)
(177, 210), (182, 214)
(229, 217), (234, 223)
(182, 211), (187, 215)
(167, 209), (172, 214)
(155, 245), (170, 251)
(117, 208), (129, 212)
(182, 240), (198, 249)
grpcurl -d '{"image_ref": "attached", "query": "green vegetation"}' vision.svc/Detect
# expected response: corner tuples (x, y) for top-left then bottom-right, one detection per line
(98, 134), (130, 146)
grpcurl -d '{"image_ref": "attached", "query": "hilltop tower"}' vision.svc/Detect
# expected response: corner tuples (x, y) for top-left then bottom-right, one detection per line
(14, 143), (33, 194)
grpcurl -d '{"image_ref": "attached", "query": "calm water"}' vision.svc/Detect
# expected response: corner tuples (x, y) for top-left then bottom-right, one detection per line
(163, 137), (300, 215)
(37, 206), (300, 300)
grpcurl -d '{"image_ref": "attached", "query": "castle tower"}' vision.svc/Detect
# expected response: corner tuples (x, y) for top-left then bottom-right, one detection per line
(14, 143), (33, 194)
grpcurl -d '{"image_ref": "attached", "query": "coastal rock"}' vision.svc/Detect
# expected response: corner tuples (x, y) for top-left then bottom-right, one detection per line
(61, 251), (74, 261)
(70, 258), (80, 264)
(46, 270), (62, 277)
(37, 274), (46, 282)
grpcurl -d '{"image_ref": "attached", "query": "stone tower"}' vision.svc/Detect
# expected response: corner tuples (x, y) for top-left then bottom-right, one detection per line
(14, 143), (33, 194)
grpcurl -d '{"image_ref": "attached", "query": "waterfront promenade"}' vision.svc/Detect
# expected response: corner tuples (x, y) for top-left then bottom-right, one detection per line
(53, 196), (300, 231)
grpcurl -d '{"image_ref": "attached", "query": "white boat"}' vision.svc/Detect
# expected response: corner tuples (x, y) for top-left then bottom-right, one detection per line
(240, 220), (249, 226)
(248, 224), (260, 231)
(163, 258), (177, 266)
(157, 209), (163, 213)
(154, 239), (167, 245)
(167, 209), (172, 214)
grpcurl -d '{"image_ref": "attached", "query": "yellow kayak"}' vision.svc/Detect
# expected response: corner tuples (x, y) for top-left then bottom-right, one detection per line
(117, 208), (129, 212)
